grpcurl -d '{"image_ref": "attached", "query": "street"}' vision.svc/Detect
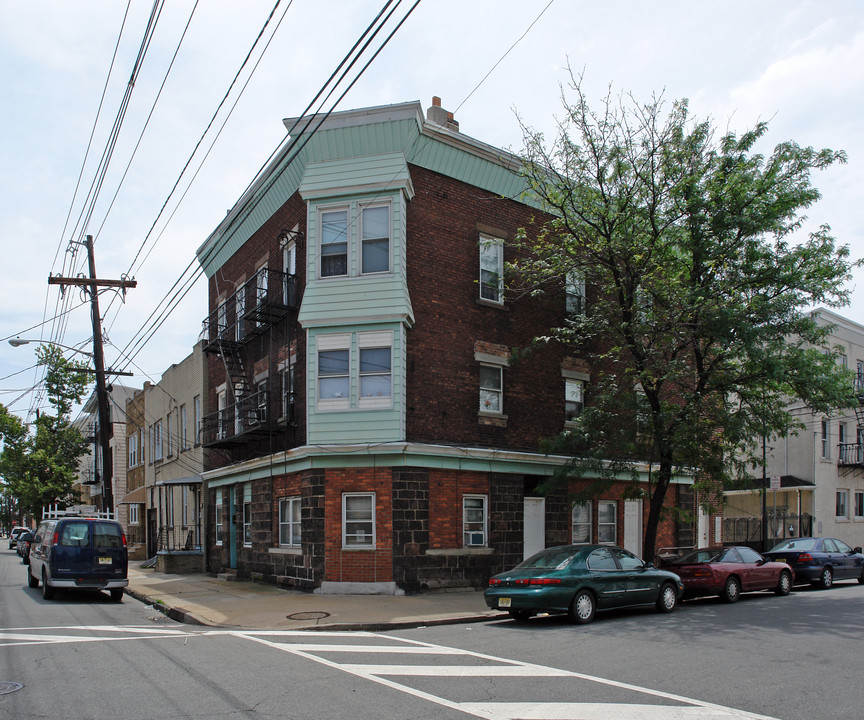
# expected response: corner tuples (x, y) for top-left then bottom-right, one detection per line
(2, 548), (862, 720)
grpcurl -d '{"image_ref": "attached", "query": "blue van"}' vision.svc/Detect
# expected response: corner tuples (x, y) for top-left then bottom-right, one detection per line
(28, 513), (128, 602)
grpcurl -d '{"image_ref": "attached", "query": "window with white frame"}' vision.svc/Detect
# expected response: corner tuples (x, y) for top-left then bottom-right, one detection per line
(129, 504), (139, 526)
(565, 379), (584, 422)
(180, 404), (188, 450)
(283, 238), (296, 305)
(255, 379), (267, 424)
(321, 209), (349, 277)
(235, 291), (245, 341)
(128, 431), (139, 468)
(318, 334), (351, 410)
(479, 364), (503, 414)
(821, 419), (830, 458)
(215, 490), (223, 545)
(316, 332), (393, 411)
(193, 395), (201, 445)
(243, 484), (253, 546)
(256, 265), (268, 308)
(598, 501), (617, 544)
(479, 235), (503, 303)
(463, 495), (488, 547)
(359, 334), (392, 407)
(279, 497), (302, 547)
(282, 363), (295, 420)
(343, 493), (375, 548)
(855, 491), (864, 520)
(565, 270), (586, 316)
(167, 411), (174, 457)
(152, 420), (163, 461)
(361, 205), (390, 274)
(836, 490), (849, 520)
(572, 502), (592, 544)
(217, 300), (228, 337)
(217, 390), (227, 439)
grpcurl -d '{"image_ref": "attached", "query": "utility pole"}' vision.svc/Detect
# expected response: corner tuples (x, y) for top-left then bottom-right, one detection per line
(48, 235), (136, 514)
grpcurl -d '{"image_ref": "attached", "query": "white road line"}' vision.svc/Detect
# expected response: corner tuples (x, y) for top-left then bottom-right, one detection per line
(457, 702), (764, 719)
(340, 664), (573, 677)
(269, 643), (463, 654)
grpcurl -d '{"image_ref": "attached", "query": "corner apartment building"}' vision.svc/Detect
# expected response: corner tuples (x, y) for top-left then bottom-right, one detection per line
(725, 308), (864, 549)
(195, 98), (692, 593)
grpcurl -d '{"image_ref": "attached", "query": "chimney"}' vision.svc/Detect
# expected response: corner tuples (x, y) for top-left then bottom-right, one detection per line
(426, 96), (459, 132)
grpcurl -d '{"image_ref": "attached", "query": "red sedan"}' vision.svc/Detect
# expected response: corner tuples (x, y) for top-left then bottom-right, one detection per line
(663, 546), (793, 602)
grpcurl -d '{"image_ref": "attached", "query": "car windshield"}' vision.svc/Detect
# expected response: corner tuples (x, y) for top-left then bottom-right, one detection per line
(516, 546), (579, 570)
(769, 538), (816, 552)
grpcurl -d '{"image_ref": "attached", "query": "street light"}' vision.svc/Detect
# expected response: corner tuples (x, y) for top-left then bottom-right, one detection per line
(8, 338), (94, 358)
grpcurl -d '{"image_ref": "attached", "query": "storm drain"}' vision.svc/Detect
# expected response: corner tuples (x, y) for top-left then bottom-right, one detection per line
(286, 611), (330, 623)
(0, 682), (23, 695)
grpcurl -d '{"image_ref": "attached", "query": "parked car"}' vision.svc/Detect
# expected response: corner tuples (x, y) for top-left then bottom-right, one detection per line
(27, 514), (128, 602)
(8, 527), (28, 549)
(660, 546), (793, 602)
(484, 544), (684, 624)
(764, 537), (864, 588)
(16, 531), (34, 564)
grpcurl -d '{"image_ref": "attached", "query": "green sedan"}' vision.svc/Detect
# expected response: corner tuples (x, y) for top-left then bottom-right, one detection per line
(484, 544), (684, 624)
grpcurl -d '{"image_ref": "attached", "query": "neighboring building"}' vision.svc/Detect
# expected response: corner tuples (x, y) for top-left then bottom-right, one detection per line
(138, 342), (209, 572)
(122, 384), (147, 558)
(194, 98), (693, 593)
(724, 309), (864, 550)
(77, 384), (136, 524)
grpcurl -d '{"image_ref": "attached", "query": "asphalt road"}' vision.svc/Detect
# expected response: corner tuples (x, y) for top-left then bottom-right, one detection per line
(2, 545), (861, 720)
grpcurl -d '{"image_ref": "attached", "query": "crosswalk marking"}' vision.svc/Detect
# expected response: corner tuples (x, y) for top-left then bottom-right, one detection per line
(456, 703), (762, 720)
(340, 664), (573, 677)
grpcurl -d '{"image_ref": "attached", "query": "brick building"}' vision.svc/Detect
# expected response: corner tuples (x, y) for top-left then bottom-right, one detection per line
(195, 98), (693, 593)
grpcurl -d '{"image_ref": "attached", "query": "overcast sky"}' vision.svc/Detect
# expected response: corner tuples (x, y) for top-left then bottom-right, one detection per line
(1, 0), (862, 422)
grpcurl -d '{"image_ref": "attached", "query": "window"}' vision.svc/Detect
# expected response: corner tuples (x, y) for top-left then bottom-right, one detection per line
(361, 205), (390, 274)
(215, 490), (223, 545)
(319, 348), (350, 404)
(612, 547), (643, 570)
(343, 493), (375, 548)
(479, 236), (503, 303)
(821, 419), (830, 458)
(255, 380), (268, 424)
(283, 239), (296, 305)
(282, 364), (295, 420)
(193, 395), (201, 445)
(279, 497), (302, 547)
(836, 490), (849, 520)
(566, 270), (586, 316)
(839, 421), (847, 447)
(463, 495), (488, 546)
(243, 484), (252, 546)
(359, 346), (391, 403)
(217, 300), (228, 337)
(321, 209), (348, 277)
(587, 547), (617, 570)
(479, 365), (503, 414)
(152, 420), (163, 461)
(316, 332), (393, 411)
(256, 266), (269, 307)
(217, 390), (227, 439)
(235, 291), (245, 341)
(167, 411), (174, 457)
(565, 379), (584, 421)
(128, 431), (138, 468)
(571, 502), (592, 544)
(180, 404), (188, 450)
(855, 491), (864, 520)
(129, 504), (140, 526)
(598, 501), (617, 544)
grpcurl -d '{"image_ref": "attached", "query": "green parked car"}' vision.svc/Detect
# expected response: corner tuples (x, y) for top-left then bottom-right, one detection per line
(484, 544), (684, 624)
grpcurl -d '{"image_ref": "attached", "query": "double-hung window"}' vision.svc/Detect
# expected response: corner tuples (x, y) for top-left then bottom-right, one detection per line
(463, 495), (488, 547)
(565, 270), (586, 316)
(479, 365), (503, 414)
(243, 484), (253, 546)
(565, 379), (584, 421)
(343, 493), (375, 548)
(193, 395), (201, 445)
(235, 291), (245, 341)
(479, 235), (503, 303)
(836, 490), (849, 520)
(129, 504), (140, 526)
(321, 209), (348, 277)
(167, 412), (174, 458)
(855, 491), (864, 520)
(572, 502), (592, 544)
(361, 205), (390, 274)
(152, 420), (163, 461)
(279, 497), (301, 547)
(598, 501), (617, 544)
(128, 431), (138, 468)
(318, 335), (351, 410)
(215, 490), (223, 545)
(317, 332), (393, 411)
(217, 300), (228, 338)
(359, 332), (392, 407)
(180, 404), (188, 450)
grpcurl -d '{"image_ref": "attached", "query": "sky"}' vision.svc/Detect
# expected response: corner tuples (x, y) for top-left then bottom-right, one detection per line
(1, 0), (862, 424)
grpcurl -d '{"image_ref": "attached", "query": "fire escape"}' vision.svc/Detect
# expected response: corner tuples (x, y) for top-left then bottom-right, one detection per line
(200, 265), (300, 448)
(838, 374), (864, 471)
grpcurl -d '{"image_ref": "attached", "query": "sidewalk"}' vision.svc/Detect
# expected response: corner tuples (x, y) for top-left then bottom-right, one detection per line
(126, 565), (506, 631)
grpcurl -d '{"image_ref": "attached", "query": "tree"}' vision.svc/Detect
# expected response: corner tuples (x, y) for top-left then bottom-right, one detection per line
(1, 345), (91, 519)
(510, 76), (859, 560)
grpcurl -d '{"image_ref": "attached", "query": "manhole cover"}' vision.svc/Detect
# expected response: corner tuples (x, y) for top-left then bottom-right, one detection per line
(286, 611), (331, 621)
(0, 682), (24, 695)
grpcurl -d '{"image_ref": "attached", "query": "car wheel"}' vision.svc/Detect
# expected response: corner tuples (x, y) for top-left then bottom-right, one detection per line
(27, 566), (38, 589)
(41, 570), (55, 600)
(775, 570), (792, 596)
(109, 589), (124, 603)
(656, 582), (678, 613)
(508, 609), (532, 622)
(721, 576), (741, 603)
(819, 566), (833, 589)
(568, 589), (596, 624)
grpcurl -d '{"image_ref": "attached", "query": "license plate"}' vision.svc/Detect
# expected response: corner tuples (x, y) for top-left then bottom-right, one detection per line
(98, 557), (112, 565)
(498, 598), (511, 608)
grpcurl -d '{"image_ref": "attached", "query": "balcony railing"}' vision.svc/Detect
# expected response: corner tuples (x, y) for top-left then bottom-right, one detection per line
(157, 524), (202, 552)
(201, 268), (298, 349)
(201, 388), (273, 446)
(838, 442), (864, 467)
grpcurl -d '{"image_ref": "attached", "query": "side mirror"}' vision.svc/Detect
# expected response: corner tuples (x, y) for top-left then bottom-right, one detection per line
(644, 561), (655, 569)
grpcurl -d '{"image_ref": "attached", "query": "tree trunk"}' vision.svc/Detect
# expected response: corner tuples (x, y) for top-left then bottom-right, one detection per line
(642, 461), (673, 562)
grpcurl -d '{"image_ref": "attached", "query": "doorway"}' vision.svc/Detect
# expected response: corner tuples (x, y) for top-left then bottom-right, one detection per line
(523, 497), (546, 560)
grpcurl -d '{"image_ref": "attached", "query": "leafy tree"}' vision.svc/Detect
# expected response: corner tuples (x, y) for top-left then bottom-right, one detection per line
(510, 76), (859, 560)
(1, 345), (91, 519)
